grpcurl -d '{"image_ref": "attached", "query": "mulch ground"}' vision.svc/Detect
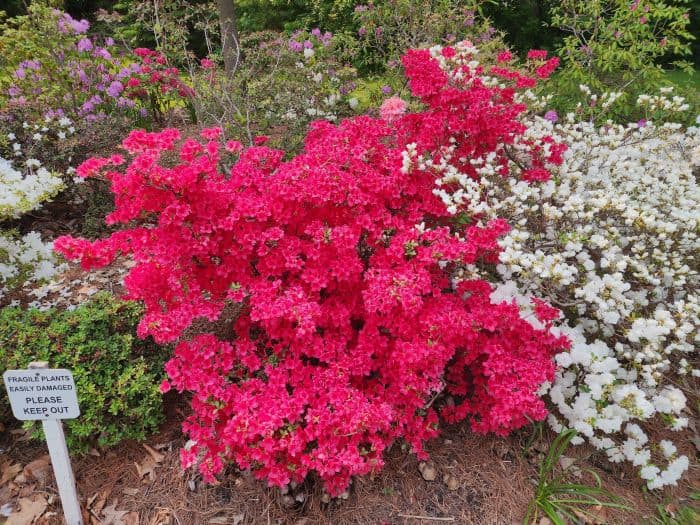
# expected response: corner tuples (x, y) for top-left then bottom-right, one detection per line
(1, 402), (698, 525)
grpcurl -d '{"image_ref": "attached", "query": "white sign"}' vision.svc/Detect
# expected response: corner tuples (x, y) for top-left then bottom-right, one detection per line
(4, 364), (83, 524)
(3, 368), (80, 420)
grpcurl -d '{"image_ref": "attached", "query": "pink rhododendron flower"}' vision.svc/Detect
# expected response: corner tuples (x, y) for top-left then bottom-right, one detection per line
(379, 96), (407, 123)
(497, 51), (513, 62)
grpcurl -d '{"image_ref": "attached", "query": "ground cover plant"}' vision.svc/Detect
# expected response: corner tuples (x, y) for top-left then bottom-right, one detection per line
(0, 293), (167, 451)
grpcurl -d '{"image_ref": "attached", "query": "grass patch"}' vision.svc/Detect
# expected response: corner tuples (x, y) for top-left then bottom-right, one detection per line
(664, 68), (699, 90)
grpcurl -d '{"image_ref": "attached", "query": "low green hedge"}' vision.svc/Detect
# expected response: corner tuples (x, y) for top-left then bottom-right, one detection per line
(0, 293), (167, 452)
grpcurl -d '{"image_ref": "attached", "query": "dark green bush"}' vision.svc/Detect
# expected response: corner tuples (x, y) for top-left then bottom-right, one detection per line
(0, 293), (167, 452)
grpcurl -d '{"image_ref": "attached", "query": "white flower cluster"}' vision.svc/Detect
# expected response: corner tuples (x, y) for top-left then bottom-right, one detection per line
(0, 231), (66, 299)
(484, 114), (698, 489)
(0, 156), (64, 220)
(1, 155), (66, 299)
(637, 87), (690, 113)
(409, 51), (698, 489)
(7, 116), (75, 160)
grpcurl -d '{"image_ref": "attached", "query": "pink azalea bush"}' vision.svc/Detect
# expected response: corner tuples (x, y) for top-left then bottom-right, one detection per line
(55, 43), (568, 495)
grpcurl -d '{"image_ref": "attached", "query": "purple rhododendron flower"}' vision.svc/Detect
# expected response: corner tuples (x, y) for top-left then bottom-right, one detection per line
(381, 85), (392, 95)
(93, 48), (112, 60)
(70, 18), (90, 34)
(20, 60), (40, 70)
(303, 40), (313, 49)
(116, 97), (134, 108)
(288, 40), (303, 52)
(107, 80), (124, 98)
(358, 26), (367, 37)
(8, 86), (21, 97)
(544, 110), (558, 122)
(77, 38), (93, 52)
(311, 28), (322, 37)
(464, 10), (475, 26)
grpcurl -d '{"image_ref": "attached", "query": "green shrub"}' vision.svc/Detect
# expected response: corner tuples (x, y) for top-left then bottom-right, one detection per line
(188, 30), (359, 152)
(0, 293), (167, 452)
(350, 0), (507, 73)
(547, 0), (696, 118)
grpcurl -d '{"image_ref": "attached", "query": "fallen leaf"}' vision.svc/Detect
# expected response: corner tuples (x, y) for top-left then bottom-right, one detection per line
(36, 511), (58, 525)
(690, 436), (700, 454)
(13, 474), (27, 485)
(18, 483), (37, 498)
(574, 504), (608, 524)
(418, 461), (437, 481)
(142, 444), (165, 463)
(9, 429), (32, 442)
(0, 484), (16, 506)
(134, 456), (158, 482)
(102, 502), (128, 525)
(492, 440), (511, 459)
(88, 489), (110, 515)
(1, 463), (23, 485)
(23, 456), (51, 485)
(558, 456), (582, 478)
(442, 473), (460, 491)
(209, 515), (244, 525)
(122, 488), (140, 496)
(6, 495), (48, 525)
(149, 507), (172, 525)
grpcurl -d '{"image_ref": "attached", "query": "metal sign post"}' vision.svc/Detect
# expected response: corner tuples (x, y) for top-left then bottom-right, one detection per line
(3, 362), (83, 525)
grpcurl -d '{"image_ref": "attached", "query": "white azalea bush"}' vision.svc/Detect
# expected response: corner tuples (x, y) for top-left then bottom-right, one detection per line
(1, 156), (66, 299)
(458, 111), (696, 489)
(492, 111), (699, 490)
(1, 114), (77, 173)
(412, 44), (696, 490)
(0, 157), (64, 219)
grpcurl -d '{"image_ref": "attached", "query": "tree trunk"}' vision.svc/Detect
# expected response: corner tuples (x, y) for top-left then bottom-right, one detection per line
(216, 0), (239, 76)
